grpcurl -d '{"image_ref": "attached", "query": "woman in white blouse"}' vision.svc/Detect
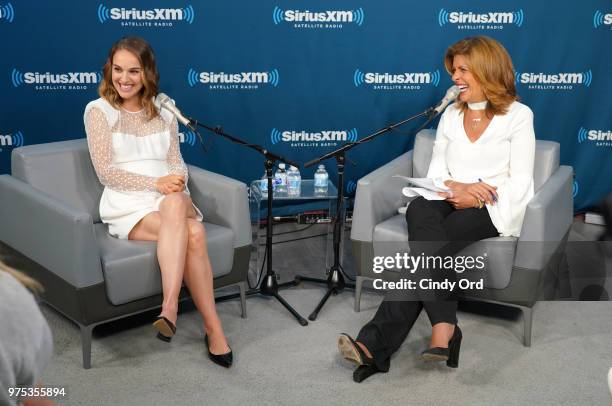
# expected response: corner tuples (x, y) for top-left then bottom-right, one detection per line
(338, 36), (535, 382)
(84, 37), (232, 367)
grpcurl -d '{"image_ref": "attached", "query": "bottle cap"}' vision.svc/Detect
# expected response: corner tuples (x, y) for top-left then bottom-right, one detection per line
(318, 164), (325, 169)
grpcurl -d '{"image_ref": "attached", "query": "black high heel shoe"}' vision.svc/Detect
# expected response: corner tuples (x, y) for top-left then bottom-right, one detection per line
(205, 335), (233, 368)
(153, 316), (176, 343)
(420, 325), (462, 368)
(338, 334), (383, 382)
(353, 365), (381, 383)
(338, 333), (374, 366)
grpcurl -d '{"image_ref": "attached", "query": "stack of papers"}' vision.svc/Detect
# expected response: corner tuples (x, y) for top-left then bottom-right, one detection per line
(393, 175), (449, 201)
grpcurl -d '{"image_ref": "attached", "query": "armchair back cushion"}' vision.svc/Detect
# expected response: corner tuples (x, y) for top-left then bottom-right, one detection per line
(12, 139), (103, 223)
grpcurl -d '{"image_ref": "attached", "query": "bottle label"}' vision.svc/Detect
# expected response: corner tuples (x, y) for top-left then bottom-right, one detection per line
(314, 175), (328, 187)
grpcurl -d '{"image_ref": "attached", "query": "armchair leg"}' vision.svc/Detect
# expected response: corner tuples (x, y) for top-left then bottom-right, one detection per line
(521, 306), (533, 347)
(354, 276), (364, 312)
(239, 280), (247, 319)
(80, 324), (95, 369)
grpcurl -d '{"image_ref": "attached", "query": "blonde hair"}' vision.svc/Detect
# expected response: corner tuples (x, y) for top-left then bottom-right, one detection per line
(444, 36), (518, 116)
(98, 36), (159, 120)
(0, 260), (43, 295)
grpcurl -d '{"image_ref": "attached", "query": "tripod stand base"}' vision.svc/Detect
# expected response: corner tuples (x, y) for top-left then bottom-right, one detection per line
(216, 274), (308, 326)
(296, 271), (355, 321)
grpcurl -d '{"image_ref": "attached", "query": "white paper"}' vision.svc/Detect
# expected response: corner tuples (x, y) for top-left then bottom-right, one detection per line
(401, 186), (446, 200)
(392, 175), (449, 192)
(393, 176), (449, 201)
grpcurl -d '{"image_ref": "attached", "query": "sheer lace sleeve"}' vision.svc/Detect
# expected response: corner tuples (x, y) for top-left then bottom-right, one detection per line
(166, 117), (189, 183)
(84, 107), (158, 192)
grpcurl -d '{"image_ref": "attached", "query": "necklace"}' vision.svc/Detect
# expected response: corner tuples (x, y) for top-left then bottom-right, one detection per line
(471, 117), (481, 130)
(467, 101), (487, 110)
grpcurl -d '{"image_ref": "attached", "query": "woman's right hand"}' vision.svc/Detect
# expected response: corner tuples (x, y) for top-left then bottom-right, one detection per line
(445, 180), (498, 205)
(155, 174), (185, 195)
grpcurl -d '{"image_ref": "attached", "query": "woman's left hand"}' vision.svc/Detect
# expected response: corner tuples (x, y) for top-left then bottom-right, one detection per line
(155, 174), (185, 194)
(438, 189), (480, 210)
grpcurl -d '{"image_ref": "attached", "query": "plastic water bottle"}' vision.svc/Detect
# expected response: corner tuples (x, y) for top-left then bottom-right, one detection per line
(274, 163), (288, 195)
(287, 165), (301, 197)
(260, 172), (268, 193)
(314, 164), (329, 195)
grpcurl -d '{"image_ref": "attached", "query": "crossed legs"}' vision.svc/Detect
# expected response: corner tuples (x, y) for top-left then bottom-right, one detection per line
(128, 192), (229, 354)
(352, 197), (498, 371)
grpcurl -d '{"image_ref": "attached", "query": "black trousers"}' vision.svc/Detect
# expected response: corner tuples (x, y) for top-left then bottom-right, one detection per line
(356, 197), (499, 371)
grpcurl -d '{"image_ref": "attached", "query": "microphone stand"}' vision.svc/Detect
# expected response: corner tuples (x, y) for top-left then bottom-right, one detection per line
(296, 106), (436, 321)
(190, 119), (308, 326)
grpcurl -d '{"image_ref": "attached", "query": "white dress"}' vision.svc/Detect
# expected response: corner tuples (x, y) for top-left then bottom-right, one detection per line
(427, 101), (536, 237)
(84, 98), (203, 239)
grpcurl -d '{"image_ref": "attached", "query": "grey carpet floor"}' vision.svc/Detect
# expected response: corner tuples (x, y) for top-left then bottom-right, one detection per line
(39, 220), (612, 405)
(41, 289), (612, 406)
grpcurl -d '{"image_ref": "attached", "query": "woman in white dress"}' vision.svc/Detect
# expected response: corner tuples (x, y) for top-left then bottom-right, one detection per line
(84, 37), (232, 367)
(338, 36), (536, 382)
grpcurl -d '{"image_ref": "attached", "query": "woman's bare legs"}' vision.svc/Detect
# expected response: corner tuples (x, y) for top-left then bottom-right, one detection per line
(129, 193), (189, 325)
(184, 219), (229, 354)
(128, 193), (228, 352)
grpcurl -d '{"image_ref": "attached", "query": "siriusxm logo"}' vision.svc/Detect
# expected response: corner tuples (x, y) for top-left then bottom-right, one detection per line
(271, 128), (358, 147)
(179, 131), (197, 147)
(572, 181), (579, 199)
(438, 8), (523, 29)
(0, 131), (24, 150)
(0, 2), (15, 23)
(577, 127), (612, 147)
(97, 4), (195, 25)
(187, 68), (279, 90)
(354, 69), (440, 90)
(593, 10), (612, 28)
(11, 68), (101, 91)
(273, 6), (364, 29)
(515, 70), (592, 90)
(346, 180), (357, 194)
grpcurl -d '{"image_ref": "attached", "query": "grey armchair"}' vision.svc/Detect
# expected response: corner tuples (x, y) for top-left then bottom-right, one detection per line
(350, 129), (573, 346)
(0, 139), (251, 368)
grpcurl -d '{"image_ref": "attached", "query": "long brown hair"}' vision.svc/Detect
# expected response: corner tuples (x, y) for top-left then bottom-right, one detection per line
(444, 36), (518, 116)
(99, 36), (159, 120)
(0, 260), (43, 295)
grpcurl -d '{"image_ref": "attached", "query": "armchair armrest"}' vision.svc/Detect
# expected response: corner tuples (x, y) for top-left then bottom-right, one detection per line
(514, 165), (573, 270)
(0, 175), (103, 288)
(351, 151), (413, 242)
(187, 165), (251, 248)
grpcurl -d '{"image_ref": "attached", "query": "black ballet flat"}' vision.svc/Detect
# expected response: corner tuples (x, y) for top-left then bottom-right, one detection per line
(153, 316), (176, 343)
(338, 333), (375, 366)
(205, 335), (233, 368)
(421, 325), (462, 368)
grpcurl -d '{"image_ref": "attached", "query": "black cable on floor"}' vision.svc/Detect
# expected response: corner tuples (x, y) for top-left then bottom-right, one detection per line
(259, 233), (329, 246)
(339, 263), (356, 282)
(270, 223), (316, 236)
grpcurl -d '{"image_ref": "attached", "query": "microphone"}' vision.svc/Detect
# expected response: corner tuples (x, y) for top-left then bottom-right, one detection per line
(431, 85), (460, 116)
(154, 93), (196, 132)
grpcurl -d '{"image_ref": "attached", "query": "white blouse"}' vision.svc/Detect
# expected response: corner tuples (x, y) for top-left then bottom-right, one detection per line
(427, 101), (535, 237)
